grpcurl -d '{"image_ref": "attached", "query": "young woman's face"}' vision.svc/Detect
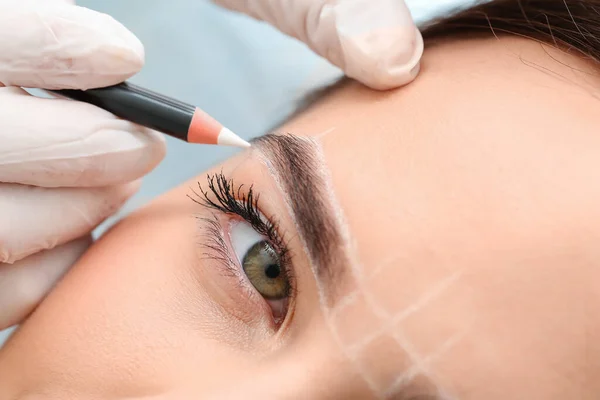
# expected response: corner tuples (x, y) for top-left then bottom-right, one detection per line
(2, 36), (600, 399)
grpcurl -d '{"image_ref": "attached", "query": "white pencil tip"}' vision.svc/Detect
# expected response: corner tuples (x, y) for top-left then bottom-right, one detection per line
(217, 127), (251, 148)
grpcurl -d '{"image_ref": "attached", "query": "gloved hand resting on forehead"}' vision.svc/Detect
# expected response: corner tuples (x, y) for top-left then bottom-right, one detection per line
(0, 0), (423, 331)
(214, 0), (424, 90)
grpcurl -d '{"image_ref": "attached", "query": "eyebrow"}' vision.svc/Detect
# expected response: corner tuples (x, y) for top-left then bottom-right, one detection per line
(251, 133), (345, 303)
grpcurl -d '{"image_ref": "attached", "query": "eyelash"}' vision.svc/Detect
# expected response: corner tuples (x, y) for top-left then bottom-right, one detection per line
(188, 172), (296, 309)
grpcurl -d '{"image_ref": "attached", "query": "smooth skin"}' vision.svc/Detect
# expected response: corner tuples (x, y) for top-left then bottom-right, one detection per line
(1, 35), (600, 399)
(0, 0), (420, 333)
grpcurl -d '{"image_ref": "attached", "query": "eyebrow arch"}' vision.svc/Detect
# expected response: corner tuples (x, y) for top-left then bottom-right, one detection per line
(250, 133), (345, 301)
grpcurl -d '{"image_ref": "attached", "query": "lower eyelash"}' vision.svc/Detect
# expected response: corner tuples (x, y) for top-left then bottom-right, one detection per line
(196, 214), (234, 269)
(195, 214), (261, 298)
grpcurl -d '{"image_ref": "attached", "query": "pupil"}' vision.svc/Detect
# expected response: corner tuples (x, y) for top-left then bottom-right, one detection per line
(265, 264), (280, 279)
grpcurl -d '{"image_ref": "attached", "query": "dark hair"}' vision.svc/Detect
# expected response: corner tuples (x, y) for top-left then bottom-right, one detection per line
(287, 0), (600, 127)
(421, 0), (600, 65)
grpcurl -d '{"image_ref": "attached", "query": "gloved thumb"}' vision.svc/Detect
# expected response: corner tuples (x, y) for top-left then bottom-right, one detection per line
(213, 0), (423, 90)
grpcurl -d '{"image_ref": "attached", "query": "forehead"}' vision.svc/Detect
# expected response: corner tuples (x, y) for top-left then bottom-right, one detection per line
(281, 35), (600, 269)
(277, 36), (600, 397)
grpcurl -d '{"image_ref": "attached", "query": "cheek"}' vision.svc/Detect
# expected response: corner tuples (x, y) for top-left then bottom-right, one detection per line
(0, 190), (246, 394)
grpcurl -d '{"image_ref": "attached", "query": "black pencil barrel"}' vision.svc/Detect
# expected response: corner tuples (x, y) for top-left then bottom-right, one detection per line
(50, 82), (194, 141)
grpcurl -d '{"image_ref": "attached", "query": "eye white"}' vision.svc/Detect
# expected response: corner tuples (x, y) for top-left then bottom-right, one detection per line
(229, 220), (266, 265)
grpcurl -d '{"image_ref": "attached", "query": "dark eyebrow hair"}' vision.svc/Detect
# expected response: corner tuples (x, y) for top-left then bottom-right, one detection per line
(250, 133), (345, 303)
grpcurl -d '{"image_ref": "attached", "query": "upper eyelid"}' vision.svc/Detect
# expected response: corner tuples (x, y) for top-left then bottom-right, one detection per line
(188, 173), (285, 251)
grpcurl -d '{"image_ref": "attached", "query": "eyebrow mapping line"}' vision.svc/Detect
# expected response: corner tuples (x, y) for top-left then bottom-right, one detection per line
(251, 133), (383, 397)
(250, 134), (451, 399)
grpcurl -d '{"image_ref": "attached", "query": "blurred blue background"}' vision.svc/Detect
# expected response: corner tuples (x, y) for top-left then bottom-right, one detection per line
(1, 0), (472, 346)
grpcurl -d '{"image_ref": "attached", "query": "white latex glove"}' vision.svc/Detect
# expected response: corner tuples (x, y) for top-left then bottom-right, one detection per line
(0, 0), (166, 330)
(214, 0), (424, 90)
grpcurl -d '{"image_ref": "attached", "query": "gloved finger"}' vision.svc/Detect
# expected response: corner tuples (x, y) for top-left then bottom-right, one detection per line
(0, 87), (166, 188)
(0, 236), (90, 331)
(0, 181), (139, 264)
(214, 0), (423, 90)
(0, 0), (144, 90)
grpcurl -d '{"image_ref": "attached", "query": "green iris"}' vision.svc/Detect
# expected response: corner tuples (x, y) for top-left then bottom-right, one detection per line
(242, 241), (289, 299)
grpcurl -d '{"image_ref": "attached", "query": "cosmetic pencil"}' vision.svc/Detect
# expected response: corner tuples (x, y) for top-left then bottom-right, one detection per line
(49, 82), (250, 148)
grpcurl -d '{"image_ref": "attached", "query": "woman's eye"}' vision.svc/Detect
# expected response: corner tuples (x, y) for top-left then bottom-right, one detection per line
(242, 241), (289, 299)
(229, 220), (290, 320)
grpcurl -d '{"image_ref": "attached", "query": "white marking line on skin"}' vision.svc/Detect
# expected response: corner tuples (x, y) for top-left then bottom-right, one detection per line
(311, 139), (385, 397)
(326, 310), (382, 396)
(312, 135), (457, 399)
(330, 252), (419, 319)
(355, 274), (422, 398)
(315, 127), (336, 139)
(312, 140), (356, 263)
(392, 269), (464, 326)
(253, 138), (379, 398)
(329, 289), (360, 319)
(346, 270), (464, 356)
(389, 330), (460, 400)
(384, 330), (467, 399)
(369, 254), (406, 282)
(346, 268), (463, 399)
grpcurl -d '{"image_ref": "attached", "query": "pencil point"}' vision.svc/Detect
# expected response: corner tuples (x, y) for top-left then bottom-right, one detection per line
(218, 127), (251, 148)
